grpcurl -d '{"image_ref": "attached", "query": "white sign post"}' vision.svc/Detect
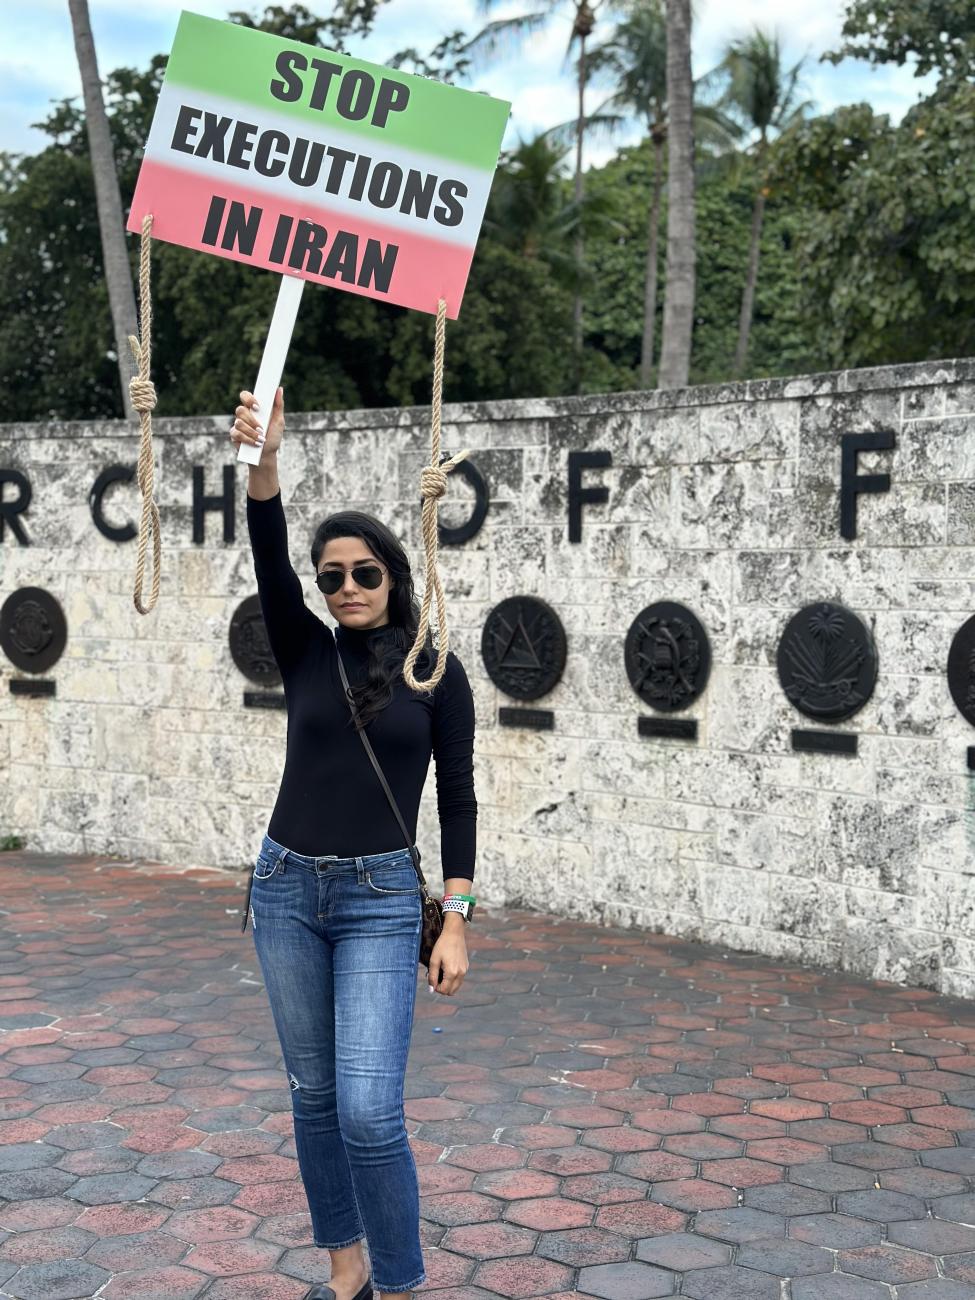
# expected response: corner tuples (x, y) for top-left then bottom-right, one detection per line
(236, 274), (305, 466)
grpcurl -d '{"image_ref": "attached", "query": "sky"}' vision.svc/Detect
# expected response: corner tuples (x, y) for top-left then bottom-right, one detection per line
(2, 0), (936, 164)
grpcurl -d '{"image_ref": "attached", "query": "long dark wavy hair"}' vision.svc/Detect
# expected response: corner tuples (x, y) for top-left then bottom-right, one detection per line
(311, 510), (435, 730)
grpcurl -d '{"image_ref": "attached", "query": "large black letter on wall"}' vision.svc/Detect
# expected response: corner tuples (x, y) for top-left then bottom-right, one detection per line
(193, 465), (236, 544)
(439, 458), (490, 546)
(840, 431), (894, 540)
(567, 450), (612, 543)
(90, 466), (137, 543)
(0, 470), (31, 546)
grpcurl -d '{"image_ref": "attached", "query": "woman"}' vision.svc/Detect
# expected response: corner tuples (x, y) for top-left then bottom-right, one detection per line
(231, 386), (478, 1300)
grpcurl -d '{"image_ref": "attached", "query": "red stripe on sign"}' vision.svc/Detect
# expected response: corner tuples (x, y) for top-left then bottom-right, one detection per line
(127, 159), (472, 317)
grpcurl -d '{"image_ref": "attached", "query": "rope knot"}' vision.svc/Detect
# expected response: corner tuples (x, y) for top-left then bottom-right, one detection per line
(129, 376), (157, 413)
(420, 464), (449, 501)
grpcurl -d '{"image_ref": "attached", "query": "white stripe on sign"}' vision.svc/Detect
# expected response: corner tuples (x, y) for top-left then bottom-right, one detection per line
(145, 82), (494, 249)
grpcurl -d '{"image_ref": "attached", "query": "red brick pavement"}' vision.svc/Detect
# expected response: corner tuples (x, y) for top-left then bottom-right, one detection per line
(0, 851), (974, 1298)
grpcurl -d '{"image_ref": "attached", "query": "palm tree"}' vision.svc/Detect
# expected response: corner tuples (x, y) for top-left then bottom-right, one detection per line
(588, 0), (738, 385)
(657, 0), (694, 389)
(467, 1), (618, 388)
(593, 2), (667, 386)
(485, 137), (576, 270)
(68, 0), (139, 419)
(485, 134), (621, 288)
(721, 29), (808, 376)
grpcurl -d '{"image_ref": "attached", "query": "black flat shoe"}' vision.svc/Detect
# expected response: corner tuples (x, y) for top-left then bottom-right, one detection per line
(304, 1283), (373, 1300)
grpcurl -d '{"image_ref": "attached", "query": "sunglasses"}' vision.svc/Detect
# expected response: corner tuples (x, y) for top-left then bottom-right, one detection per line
(315, 564), (386, 596)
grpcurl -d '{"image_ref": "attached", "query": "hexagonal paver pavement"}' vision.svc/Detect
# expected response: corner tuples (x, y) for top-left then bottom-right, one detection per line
(2, 850), (975, 1297)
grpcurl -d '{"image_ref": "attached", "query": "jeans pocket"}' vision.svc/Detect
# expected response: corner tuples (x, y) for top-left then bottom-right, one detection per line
(254, 854), (279, 880)
(364, 861), (419, 895)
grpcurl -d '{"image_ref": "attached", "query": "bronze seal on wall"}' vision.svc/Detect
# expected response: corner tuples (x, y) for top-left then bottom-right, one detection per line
(229, 595), (282, 688)
(481, 596), (567, 701)
(624, 601), (711, 712)
(777, 601), (878, 722)
(0, 587), (67, 674)
(948, 613), (975, 729)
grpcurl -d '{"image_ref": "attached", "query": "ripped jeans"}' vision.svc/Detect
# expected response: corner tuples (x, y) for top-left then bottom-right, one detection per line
(249, 832), (425, 1293)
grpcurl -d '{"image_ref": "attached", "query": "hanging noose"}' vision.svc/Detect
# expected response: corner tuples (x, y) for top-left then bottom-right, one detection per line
(402, 298), (469, 694)
(129, 213), (162, 615)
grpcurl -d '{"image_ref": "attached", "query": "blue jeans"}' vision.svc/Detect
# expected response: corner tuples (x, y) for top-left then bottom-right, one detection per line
(249, 832), (425, 1292)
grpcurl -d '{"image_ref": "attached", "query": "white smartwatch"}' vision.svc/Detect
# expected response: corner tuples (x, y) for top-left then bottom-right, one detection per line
(442, 893), (476, 921)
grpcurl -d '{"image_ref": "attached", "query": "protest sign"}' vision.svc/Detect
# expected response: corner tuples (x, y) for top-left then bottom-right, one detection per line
(127, 10), (511, 319)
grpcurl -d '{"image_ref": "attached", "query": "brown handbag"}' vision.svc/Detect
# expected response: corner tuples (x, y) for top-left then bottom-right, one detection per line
(335, 645), (444, 970)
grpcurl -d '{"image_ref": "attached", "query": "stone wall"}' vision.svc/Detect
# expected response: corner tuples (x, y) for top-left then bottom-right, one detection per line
(2, 358), (975, 995)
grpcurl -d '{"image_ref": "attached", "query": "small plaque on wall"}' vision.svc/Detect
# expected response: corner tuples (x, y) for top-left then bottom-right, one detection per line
(244, 691), (286, 710)
(10, 679), (56, 698)
(792, 728), (858, 756)
(499, 706), (554, 731)
(638, 716), (698, 741)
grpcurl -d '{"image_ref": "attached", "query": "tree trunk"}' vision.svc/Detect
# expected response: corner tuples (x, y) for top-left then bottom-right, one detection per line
(639, 133), (665, 388)
(658, 0), (695, 390)
(572, 29), (587, 392)
(733, 183), (767, 377)
(68, 0), (138, 420)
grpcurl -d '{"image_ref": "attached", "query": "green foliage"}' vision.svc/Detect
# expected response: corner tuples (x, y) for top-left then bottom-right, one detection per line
(0, 146), (120, 418)
(388, 241), (576, 404)
(6, 0), (975, 421)
(770, 85), (975, 368)
(388, 32), (472, 85)
(228, 1), (391, 50)
(693, 165), (811, 383)
(827, 0), (975, 81)
(582, 144), (809, 386)
(581, 145), (655, 381)
(0, 2), (579, 419)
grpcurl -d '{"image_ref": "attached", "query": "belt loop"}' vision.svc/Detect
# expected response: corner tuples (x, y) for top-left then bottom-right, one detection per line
(355, 856), (365, 885)
(277, 847), (288, 875)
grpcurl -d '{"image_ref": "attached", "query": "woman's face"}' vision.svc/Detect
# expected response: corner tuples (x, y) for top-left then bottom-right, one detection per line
(317, 535), (393, 630)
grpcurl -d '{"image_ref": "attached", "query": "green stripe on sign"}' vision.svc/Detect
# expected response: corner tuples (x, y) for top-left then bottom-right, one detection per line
(167, 11), (510, 173)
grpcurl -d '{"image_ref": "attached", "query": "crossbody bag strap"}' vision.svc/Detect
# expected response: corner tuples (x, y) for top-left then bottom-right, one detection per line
(335, 645), (432, 895)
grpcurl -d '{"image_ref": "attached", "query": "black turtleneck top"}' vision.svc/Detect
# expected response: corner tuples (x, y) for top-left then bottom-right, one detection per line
(246, 489), (477, 879)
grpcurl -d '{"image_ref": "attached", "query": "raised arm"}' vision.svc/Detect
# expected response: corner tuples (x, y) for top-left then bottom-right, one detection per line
(233, 387), (321, 675)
